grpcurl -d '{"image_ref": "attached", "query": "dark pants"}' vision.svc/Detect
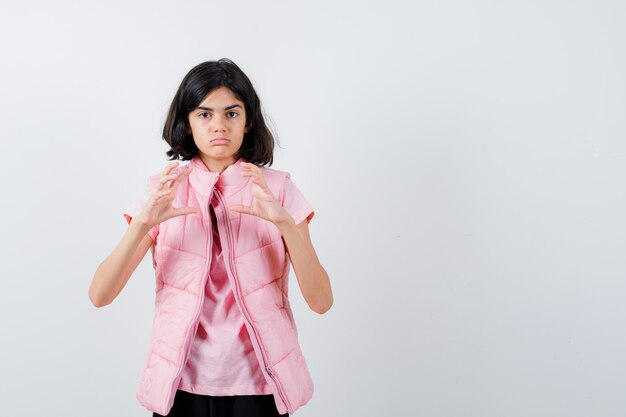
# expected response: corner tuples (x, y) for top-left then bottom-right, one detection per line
(152, 389), (289, 417)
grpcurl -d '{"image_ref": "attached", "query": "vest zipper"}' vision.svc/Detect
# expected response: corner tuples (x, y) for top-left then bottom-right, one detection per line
(213, 190), (291, 412)
(166, 212), (213, 408)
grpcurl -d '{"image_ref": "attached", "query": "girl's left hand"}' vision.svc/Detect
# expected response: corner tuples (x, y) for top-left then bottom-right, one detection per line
(229, 162), (292, 225)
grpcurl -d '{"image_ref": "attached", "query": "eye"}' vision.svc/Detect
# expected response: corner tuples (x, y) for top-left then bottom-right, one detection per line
(227, 111), (238, 118)
(198, 112), (210, 118)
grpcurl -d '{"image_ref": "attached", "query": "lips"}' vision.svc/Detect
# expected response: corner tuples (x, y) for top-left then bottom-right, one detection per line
(211, 138), (229, 145)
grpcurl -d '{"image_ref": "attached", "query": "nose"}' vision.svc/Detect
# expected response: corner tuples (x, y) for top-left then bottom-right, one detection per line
(211, 114), (227, 132)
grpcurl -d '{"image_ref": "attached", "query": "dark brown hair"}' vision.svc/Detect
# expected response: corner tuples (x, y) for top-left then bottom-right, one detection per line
(162, 58), (277, 165)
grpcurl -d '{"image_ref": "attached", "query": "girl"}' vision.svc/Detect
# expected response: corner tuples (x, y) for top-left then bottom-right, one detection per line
(88, 58), (333, 417)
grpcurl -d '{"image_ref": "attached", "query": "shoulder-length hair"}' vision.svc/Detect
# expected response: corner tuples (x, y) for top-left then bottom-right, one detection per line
(163, 58), (276, 166)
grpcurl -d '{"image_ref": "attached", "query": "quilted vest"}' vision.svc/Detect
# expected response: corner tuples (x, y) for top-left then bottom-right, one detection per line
(136, 156), (314, 415)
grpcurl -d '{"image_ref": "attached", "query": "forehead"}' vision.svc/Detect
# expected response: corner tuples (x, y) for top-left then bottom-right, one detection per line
(198, 86), (244, 106)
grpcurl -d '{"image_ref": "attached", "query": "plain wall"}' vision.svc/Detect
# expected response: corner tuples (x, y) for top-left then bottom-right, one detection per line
(1, 0), (625, 416)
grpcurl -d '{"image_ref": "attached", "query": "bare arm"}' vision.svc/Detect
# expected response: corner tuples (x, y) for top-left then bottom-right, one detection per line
(88, 161), (198, 308)
(230, 162), (333, 314)
(88, 220), (154, 308)
(278, 218), (333, 314)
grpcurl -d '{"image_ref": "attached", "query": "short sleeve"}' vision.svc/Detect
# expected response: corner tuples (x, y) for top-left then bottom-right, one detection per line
(122, 187), (159, 242)
(282, 176), (315, 225)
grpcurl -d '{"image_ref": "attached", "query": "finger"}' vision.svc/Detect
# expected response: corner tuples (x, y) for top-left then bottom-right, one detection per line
(229, 204), (255, 216)
(171, 163), (191, 177)
(153, 188), (174, 201)
(172, 206), (199, 217)
(242, 161), (260, 171)
(241, 163), (264, 180)
(250, 176), (272, 194)
(243, 169), (267, 187)
(157, 162), (180, 190)
(169, 164), (192, 189)
(161, 161), (179, 177)
(253, 170), (268, 185)
(158, 173), (177, 188)
(158, 163), (191, 192)
(156, 176), (178, 194)
(242, 163), (261, 175)
(163, 167), (190, 198)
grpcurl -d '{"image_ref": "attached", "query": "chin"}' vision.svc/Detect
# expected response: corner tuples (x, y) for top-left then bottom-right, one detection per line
(201, 150), (237, 159)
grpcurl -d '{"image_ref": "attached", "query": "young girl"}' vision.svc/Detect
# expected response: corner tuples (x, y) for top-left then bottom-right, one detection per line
(88, 58), (333, 417)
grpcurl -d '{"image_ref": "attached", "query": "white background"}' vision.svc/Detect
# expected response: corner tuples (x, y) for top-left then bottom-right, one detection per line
(1, 0), (625, 416)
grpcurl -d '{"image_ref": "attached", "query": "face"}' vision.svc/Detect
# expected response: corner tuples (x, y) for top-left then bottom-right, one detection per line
(187, 86), (249, 168)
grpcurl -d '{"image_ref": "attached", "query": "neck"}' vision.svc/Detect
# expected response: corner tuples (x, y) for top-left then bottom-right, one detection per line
(200, 155), (237, 174)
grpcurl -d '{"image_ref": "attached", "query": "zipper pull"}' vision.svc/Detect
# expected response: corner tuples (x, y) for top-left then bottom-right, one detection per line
(266, 366), (274, 377)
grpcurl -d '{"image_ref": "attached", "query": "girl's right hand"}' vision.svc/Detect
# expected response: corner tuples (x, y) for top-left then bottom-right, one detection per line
(134, 161), (198, 228)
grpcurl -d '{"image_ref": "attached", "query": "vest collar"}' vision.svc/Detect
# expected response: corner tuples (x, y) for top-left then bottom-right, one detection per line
(188, 155), (249, 196)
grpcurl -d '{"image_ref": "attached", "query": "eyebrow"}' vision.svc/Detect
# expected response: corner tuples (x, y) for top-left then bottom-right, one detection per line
(195, 104), (243, 111)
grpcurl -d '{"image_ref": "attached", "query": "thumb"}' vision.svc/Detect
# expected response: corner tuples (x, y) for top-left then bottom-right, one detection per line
(172, 206), (199, 217)
(229, 204), (254, 216)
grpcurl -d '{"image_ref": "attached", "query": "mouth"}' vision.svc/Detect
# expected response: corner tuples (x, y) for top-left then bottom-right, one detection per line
(211, 138), (230, 145)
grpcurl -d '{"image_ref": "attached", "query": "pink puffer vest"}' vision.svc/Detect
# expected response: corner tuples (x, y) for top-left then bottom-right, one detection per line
(136, 156), (314, 415)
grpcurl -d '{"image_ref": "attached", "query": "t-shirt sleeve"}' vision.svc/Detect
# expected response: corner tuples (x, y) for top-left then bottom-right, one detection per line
(122, 187), (159, 242)
(282, 176), (315, 226)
